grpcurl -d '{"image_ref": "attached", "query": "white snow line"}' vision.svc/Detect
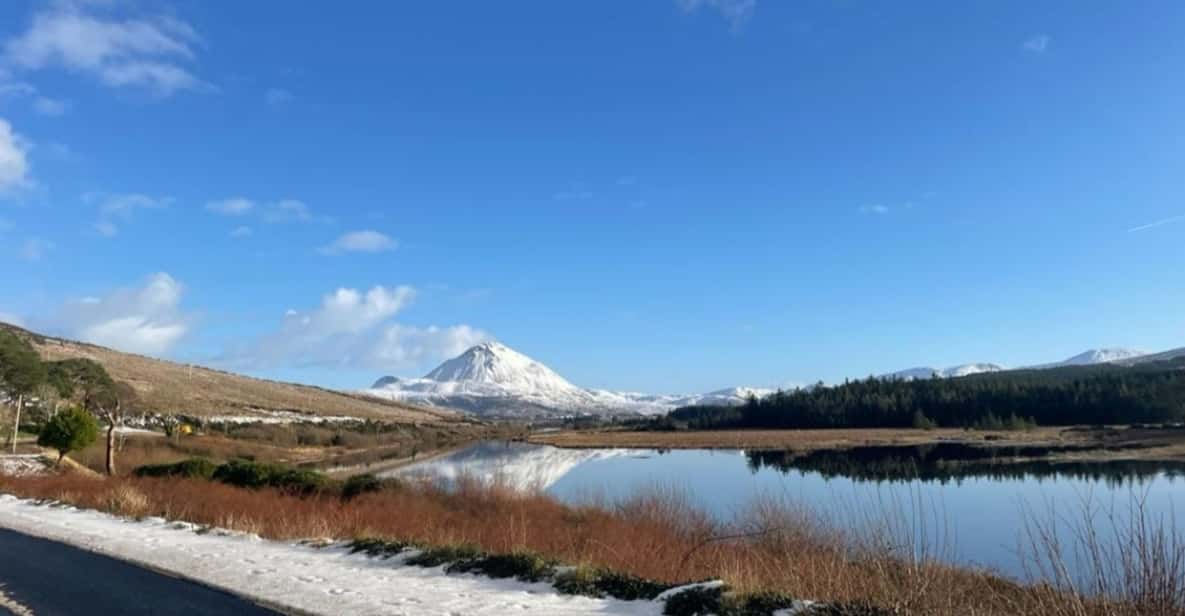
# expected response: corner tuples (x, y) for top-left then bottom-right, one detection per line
(0, 584), (36, 616)
(0, 494), (661, 615)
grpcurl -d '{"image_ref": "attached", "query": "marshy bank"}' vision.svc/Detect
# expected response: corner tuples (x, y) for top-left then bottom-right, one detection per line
(2, 458), (1184, 615)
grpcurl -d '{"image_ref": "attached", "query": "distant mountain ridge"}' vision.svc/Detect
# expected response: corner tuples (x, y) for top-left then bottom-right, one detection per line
(884, 347), (1164, 381)
(365, 342), (773, 418)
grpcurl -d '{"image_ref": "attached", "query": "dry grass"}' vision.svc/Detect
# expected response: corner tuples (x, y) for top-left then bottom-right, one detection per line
(3, 471), (1178, 615)
(2, 322), (459, 423)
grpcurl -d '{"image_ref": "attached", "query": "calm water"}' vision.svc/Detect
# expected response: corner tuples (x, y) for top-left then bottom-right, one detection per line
(388, 441), (1185, 579)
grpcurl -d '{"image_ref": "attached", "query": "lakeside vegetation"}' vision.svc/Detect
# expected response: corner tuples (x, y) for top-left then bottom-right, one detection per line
(662, 358), (1185, 431)
(2, 462), (1183, 615)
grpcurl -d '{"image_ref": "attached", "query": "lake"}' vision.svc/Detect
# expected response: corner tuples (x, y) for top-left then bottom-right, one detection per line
(386, 441), (1185, 580)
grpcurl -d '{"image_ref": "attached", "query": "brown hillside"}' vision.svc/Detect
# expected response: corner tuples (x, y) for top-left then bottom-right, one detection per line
(1, 322), (462, 424)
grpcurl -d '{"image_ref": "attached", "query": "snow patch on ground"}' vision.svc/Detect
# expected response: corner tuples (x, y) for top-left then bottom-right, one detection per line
(0, 494), (663, 615)
(0, 455), (49, 477)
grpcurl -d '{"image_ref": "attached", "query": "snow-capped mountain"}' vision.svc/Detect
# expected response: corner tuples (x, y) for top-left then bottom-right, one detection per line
(884, 363), (1005, 381)
(1040, 348), (1148, 368)
(365, 342), (772, 418)
(884, 347), (1163, 381)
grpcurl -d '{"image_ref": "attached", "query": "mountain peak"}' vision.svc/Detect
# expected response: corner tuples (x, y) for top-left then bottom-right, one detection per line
(1058, 348), (1146, 366)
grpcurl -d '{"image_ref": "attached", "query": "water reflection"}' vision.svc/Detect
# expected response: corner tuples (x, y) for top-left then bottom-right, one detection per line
(745, 443), (1185, 486)
(394, 441), (1185, 577)
(381, 441), (636, 490)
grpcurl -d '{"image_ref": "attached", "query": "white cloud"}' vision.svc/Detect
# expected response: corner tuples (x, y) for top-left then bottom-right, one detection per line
(94, 192), (171, 217)
(265, 88), (292, 105)
(3, 4), (209, 96)
(319, 230), (397, 255)
(0, 80), (67, 116)
(1128, 214), (1185, 233)
(225, 285), (487, 371)
(88, 192), (170, 237)
(205, 197), (255, 216)
(94, 220), (118, 237)
(1023, 35), (1050, 53)
(859, 204), (890, 215)
(0, 118), (31, 193)
(32, 96), (68, 116)
(677, 0), (756, 32)
(53, 272), (191, 356)
(262, 199), (330, 224)
(229, 225), (252, 238)
(18, 237), (53, 261)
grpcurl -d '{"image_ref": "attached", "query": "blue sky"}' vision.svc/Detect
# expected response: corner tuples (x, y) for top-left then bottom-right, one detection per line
(0, 0), (1182, 393)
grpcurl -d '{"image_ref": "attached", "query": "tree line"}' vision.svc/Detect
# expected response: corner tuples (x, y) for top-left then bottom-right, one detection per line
(664, 358), (1185, 430)
(0, 329), (134, 473)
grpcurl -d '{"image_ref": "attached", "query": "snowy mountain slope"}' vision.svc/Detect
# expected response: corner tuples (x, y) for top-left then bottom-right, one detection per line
(884, 347), (1167, 381)
(1116, 346), (1185, 366)
(883, 363), (1005, 380)
(1031, 347), (1148, 368)
(364, 342), (771, 418)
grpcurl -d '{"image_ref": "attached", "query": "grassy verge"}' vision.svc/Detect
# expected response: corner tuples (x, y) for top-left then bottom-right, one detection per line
(0, 465), (1179, 615)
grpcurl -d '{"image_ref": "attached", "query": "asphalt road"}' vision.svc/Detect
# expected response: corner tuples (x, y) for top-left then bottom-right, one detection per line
(0, 528), (283, 616)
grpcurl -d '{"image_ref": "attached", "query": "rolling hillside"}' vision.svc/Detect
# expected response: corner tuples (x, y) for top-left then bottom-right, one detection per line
(1, 323), (461, 424)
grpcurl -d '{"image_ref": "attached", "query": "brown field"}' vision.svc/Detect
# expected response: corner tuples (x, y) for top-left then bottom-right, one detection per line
(3, 322), (459, 423)
(67, 421), (516, 476)
(2, 469), (1179, 615)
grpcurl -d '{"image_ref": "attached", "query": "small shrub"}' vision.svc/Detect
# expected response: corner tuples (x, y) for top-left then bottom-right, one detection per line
(134, 458), (218, 480)
(406, 544), (483, 568)
(447, 551), (556, 582)
(348, 537), (412, 558)
(211, 460), (328, 495)
(212, 459), (277, 489)
(273, 468), (328, 495)
(663, 584), (725, 616)
(554, 566), (674, 601)
(342, 473), (382, 501)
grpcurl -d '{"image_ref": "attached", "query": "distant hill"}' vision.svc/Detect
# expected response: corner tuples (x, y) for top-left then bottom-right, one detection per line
(671, 354), (1185, 430)
(0, 322), (460, 424)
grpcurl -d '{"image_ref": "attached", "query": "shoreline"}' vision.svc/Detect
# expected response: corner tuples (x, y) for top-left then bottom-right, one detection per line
(526, 426), (1185, 464)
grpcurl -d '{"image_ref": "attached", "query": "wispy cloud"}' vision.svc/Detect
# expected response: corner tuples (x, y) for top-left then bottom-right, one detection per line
(262, 199), (331, 224)
(0, 79), (68, 116)
(859, 204), (890, 215)
(1023, 34), (1050, 53)
(677, 0), (757, 32)
(265, 88), (293, 105)
(0, 118), (32, 194)
(319, 230), (397, 255)
(88, 192), (171, 237)
(229, 225), (252, 238)
(1128, 214), (1185, 233)
(205, 197), (255, 216)
(3, 3), (211, 97)
(18, 237), (53, 262)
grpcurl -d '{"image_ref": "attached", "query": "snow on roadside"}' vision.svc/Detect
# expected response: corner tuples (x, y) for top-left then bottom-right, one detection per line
(0, 456), (49, 477)
(0, 494), (661, 615)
